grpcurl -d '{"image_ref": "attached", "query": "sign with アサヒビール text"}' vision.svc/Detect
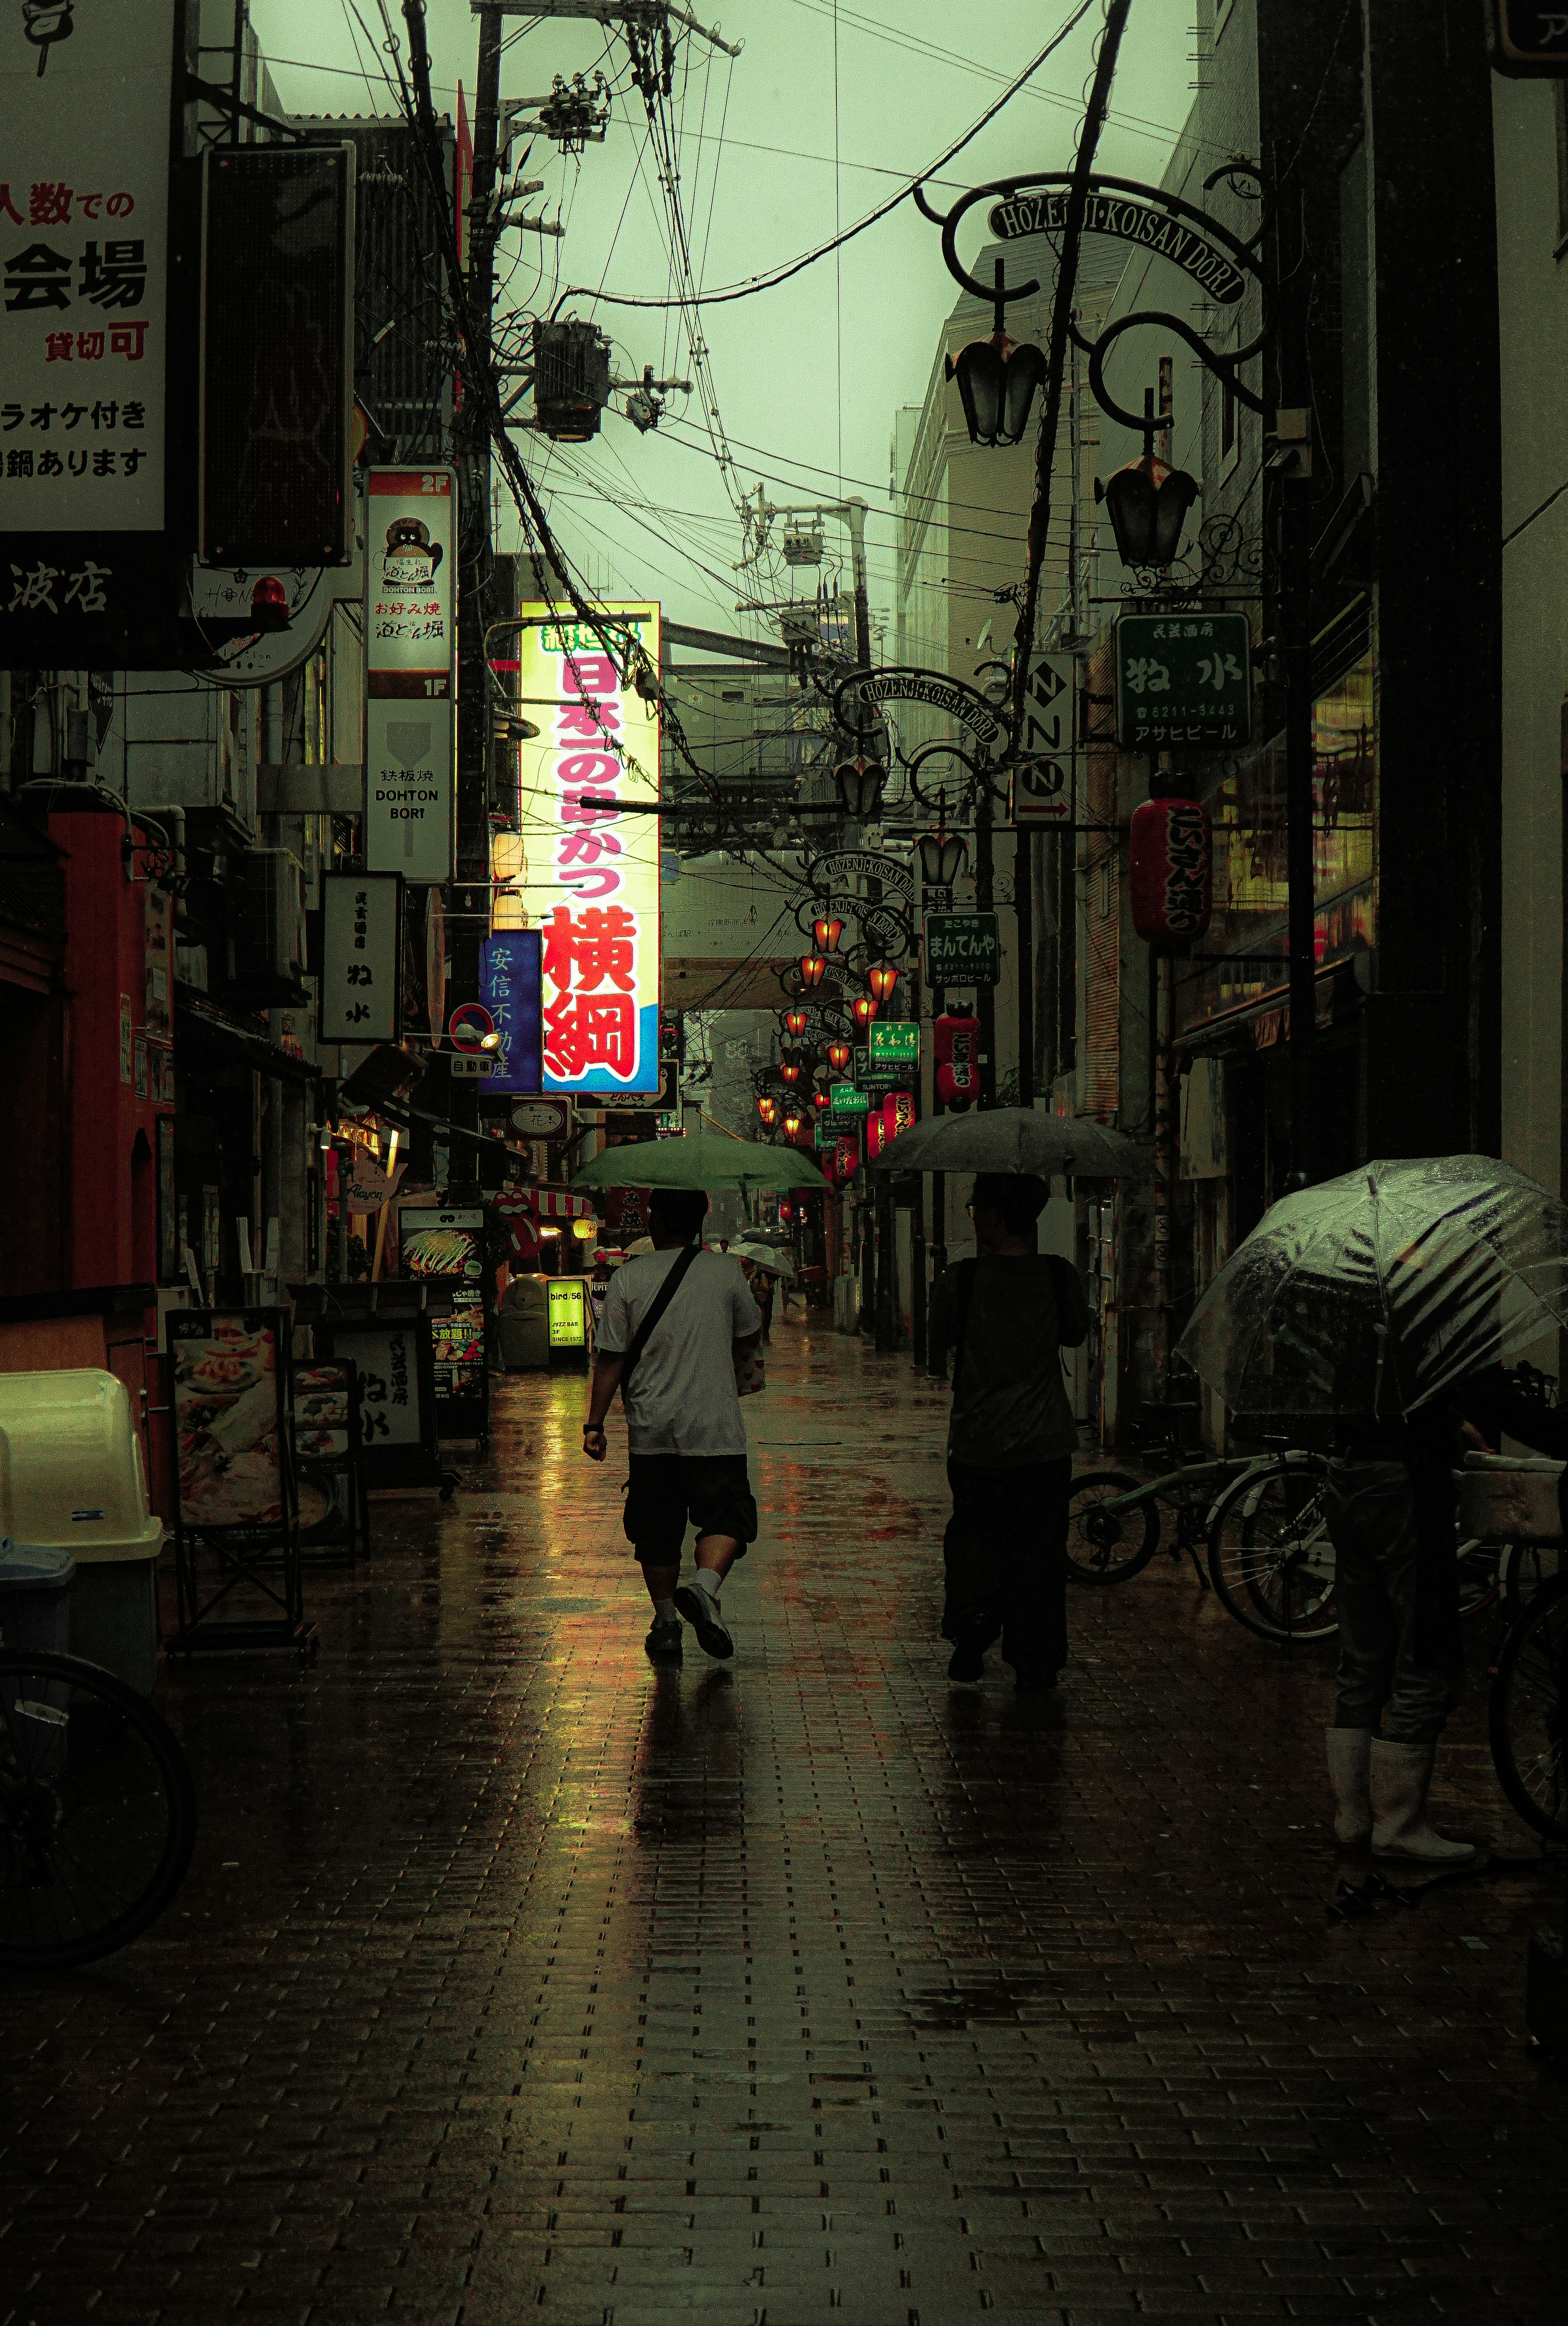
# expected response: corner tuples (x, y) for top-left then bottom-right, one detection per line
(493, 604), (663, 1097)
(1114, 612), (1252, 749)
(924, 912), (1000, 988)
(319, 872), (401, 1047)
(365, 467), (457, 882)
(868, 1020), (920, 1069)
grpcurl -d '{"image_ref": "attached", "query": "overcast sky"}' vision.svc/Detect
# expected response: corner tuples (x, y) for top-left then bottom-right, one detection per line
(254, 0), (1190, 643)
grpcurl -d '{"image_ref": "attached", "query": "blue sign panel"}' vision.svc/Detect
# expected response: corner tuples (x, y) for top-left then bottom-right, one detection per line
(479, 930), (544, 1094)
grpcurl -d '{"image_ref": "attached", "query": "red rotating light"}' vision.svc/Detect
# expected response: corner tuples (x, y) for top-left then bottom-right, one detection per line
(798, 954), (826, 989)
(249, 574), (292, 633)
(852, 994), (878, 1028)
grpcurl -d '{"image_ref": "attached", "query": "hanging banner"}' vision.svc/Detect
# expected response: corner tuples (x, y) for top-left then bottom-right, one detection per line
(0, 0), (185, 664)
(319, 871), (402, 1047)
(364, 466), (456, 881)
(478, 928), (544, 1094)
(500, 603), (663, 1097)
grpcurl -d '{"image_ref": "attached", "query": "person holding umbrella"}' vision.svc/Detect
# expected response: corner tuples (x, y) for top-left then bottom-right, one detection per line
(928, 1172), (1090, 1692)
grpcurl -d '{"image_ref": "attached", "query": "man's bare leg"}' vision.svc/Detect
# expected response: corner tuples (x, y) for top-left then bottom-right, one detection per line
(677, 1533), (739, 1659)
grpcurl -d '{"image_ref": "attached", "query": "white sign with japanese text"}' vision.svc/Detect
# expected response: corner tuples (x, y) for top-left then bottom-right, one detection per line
(320, 871), (401, 1046)
(364, 466), (456, 882)
(493, 602), (662, 1097)
(0, 0), (169, 532)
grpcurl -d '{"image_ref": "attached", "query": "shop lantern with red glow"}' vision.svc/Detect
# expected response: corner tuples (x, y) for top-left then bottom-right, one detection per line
(865, 1107), (889, 1161)
(798, 953), (826, 989)
(884, 1088), (916, 1144)
(1128, 787), (1214, 950)
(812, 916), (844, 955)
(851, 994), (878, 1029)
(757, 1094), (778, 1126)
(834, 1134), (861, 1182)
(782, 1007), (809, 1038)
(934, 1011), (981, 1110)
(867, 962), (898, 1005)
(826, 1038), (852, 1071)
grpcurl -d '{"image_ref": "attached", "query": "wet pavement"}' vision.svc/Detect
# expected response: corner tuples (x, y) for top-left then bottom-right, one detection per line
(4, 1318), (1568, 2323)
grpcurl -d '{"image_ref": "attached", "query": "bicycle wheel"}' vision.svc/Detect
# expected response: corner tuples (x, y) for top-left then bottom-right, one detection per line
(0, 1652), (197, 1971)
(1489, 1574), (1568, 1843)
(1065, 1471), (1159, 1585)
(1207, 1458), (1336, 1642)
(1499, 1540), (1562, 1622)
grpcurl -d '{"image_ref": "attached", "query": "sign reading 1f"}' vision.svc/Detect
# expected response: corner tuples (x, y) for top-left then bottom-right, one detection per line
(1114, 612), (1252, 750)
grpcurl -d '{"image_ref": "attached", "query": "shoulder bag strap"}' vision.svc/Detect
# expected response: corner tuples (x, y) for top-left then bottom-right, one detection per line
(618, 1243), (702, 1399)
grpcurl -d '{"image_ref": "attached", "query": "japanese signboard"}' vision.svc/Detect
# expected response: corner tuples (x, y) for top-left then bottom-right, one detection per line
(328, 1325), (423, 1448)
(478, 929), (544, 1094)
(868, 1020), (920, 1071)
(504, 602), (663, 1097)
(829, 1082), (870, 1115)
(1490, 2), (1568, 71)
(1011, 653), (1074, 825)
(320, 871), (401, 1047)
(1, 0), (188, 663)
(365, 467), (457, 882)
(1114, 612), (1252, 750)
(924, 913), (1000, 987)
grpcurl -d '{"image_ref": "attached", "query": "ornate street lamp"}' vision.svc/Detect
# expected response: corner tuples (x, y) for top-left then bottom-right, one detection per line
(852, 994), (878, 1030)
(798, 953), (826, 989)
(757, 1094), (777, 1126)
(780, 1058), (802, 1084)
(812, 915), (844, 954)
(1098, 448), (1200, 571)
(782, 1103), (804, 1138)
(811, 1089), (829, 1112)
(917, 828), (968, 887)
(834, 757), (883, 821)
(944, 259), (1048, 448)
(867, 962), (898, 1005)
(782, 1007), (809, 1037)
(826, 1038), (852, 1071)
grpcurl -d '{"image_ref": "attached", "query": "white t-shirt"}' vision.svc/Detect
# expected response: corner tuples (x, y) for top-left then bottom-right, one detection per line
(596, 1246), (761, 1456)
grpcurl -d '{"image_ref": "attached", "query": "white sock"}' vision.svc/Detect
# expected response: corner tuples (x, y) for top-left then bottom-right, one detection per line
(693, 1567), (722, 1602)
(653, 1597), (678, 1624)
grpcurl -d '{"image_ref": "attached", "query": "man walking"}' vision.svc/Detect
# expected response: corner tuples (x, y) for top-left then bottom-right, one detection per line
(928, 1173), (1090, 1692)
(584, 1188), (763, 1662)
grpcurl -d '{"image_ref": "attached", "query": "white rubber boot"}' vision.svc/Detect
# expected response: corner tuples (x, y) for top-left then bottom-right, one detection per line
(1325, 1726), (1373, 1847)
(1368, 1739), (1477, 1864)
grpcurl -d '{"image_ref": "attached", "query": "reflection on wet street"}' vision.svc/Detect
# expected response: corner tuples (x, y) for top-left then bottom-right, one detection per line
(3, 1323), (1567, 2322)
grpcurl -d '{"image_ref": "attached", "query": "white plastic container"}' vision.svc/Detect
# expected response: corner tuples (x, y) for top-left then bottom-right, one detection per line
(0, 1370), (164, 1691)
(1458, 1451), (1565, 1544)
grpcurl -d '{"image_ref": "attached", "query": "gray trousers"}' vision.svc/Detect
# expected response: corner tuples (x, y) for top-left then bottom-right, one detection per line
(1325, 1457), (1464, 1746)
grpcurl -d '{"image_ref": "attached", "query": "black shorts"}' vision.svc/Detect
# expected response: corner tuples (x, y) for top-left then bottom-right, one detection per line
(623, 1453), (758, 1566)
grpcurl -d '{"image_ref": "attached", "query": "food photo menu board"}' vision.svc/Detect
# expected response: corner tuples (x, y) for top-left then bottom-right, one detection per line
(169, 1311), (292, 1531)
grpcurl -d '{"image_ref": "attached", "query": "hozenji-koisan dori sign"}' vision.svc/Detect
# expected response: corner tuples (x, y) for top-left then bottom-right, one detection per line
(987, 187), (1247, 305)
(832, 667), (1008, 758)
(1, 0), (187, 665)
(497, 604), (662, 1099)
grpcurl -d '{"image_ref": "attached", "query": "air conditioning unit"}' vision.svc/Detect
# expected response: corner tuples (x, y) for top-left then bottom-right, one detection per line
(229, 848), (307, 1004)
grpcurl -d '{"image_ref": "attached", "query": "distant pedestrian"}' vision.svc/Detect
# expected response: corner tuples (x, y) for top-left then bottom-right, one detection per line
(928, 1173), (1089, 1692)
(583, 1188), (763, 1663)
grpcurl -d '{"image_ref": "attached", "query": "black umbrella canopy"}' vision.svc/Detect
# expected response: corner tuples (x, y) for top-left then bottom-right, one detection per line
(1175, 1154), (1568, 1417)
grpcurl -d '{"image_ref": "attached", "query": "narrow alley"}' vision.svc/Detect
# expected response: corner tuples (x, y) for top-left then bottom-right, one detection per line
(2, 1324), (1566, 2325)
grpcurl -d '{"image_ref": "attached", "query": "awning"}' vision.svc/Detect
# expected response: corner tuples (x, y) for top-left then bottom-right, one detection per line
(492, 1186), (595, 1219)
(176, 989), (321, 1085)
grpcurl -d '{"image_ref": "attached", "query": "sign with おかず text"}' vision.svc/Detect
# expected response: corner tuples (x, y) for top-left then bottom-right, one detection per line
(364, 468), (456, 882)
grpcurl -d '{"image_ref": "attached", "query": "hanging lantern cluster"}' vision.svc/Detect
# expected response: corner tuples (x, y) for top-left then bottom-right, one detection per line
(1128, 787), (1214, 950)
(811, 1089), (829, 1112)
(935, 1011), (981, 1111)
(944, 258), (1048, 448)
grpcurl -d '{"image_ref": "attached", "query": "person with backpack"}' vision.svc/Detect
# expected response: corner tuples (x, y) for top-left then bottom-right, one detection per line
(583, 1187), (763, 1663)
(927, 1172), (1091, 1692)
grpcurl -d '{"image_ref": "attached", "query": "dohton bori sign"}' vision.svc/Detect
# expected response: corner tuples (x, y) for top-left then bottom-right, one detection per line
(363, 466), (457, 882)
(494, 605), (663, 1098)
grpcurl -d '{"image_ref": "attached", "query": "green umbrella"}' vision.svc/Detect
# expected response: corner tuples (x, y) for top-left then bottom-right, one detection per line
(571, 1133), (827, 1192)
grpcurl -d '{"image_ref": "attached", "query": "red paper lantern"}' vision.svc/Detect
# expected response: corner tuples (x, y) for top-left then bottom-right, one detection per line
(885, 1089), (915, 1143)
(798, 953), (826, 988)
(1128, 792), (1213, 949)
(934, 1012), (980, 1112)
(834, 1134), (861, 1182)
(866, 1108), (888, 1160)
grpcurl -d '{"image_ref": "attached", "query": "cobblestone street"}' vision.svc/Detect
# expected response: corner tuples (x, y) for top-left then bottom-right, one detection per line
(3, 1322), (1568, 2324)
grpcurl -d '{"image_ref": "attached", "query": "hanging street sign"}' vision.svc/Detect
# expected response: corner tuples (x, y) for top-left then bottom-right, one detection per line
(1011, 652), (1075, 825)
(1114, 612), (1252, 750)
(479, 929), (545, 1095)
(319, 872), (402, 1048)
(364, 466), (457, 881)
(828, 1082), (870, 1115)
(831, 668), (1007, 756)
(808, 849), (915, 900)
(868, 1020), (920, 1071)
(988, 188), (1247, 304)
(924, 912), (1000, 988)
(500, 603), (663, 1097)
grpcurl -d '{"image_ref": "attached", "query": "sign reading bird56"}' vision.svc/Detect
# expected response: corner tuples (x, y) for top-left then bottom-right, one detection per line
(496, 602), (662, 1096)
(1114, 611), (1252, 750)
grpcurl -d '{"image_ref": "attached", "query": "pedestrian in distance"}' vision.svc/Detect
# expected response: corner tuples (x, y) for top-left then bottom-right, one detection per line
(1325, 1362), (1568, 1862)
(583, 1187), (764, 1664)
(928, 1172), (1090, 1693)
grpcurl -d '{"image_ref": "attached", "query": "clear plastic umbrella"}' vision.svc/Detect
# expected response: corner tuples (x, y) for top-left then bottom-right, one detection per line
(873, 1107), (1152, 1179)
(1174, 1154), (1568, 1417)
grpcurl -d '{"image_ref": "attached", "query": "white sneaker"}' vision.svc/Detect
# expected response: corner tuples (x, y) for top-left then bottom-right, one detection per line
(675, 1583), (734, 1660)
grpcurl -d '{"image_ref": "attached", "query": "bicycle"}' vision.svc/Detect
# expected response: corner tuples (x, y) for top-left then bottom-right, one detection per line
(0, 1650), (197, 1970)
(1488, 1571), (1568, 1842)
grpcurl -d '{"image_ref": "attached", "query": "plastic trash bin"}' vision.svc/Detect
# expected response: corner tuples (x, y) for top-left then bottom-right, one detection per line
(0, 1537), (76, 1656)
(0, 1369), (164, 1693)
